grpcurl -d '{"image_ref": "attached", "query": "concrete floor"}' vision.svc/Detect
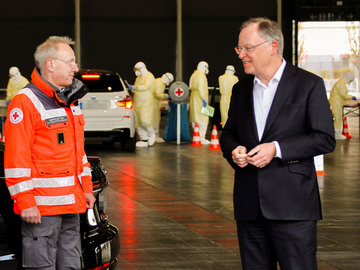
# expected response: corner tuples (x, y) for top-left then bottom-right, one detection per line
(83, 113), (360, 269)
(0, 113), (359, 269)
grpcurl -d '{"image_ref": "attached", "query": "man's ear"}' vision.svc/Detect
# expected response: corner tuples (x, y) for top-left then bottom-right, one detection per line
(270, 40), (279, 56)
(46, 58), (55, 72)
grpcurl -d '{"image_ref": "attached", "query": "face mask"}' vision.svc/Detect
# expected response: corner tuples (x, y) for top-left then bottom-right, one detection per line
(135, 71), (141, 77)
(11, 74), (21, 83)
(205, 68), (209, 75)
(225, 69), (234, 75)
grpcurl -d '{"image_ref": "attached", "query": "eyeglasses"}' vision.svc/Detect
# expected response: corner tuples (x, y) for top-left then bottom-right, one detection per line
(234, 40), (268, 55)
(53, 58), (78, 68)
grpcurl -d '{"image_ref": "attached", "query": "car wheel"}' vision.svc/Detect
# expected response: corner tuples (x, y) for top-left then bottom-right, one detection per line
(121, 137), (136, 152)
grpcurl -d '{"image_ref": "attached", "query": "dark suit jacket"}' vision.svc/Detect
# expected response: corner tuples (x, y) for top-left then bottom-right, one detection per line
(220, 63), (336, 221)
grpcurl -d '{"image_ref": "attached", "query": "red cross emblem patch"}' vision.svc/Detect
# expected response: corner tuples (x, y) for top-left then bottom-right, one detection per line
(174, 88), (184, 97)
(9, 108), (24, 124)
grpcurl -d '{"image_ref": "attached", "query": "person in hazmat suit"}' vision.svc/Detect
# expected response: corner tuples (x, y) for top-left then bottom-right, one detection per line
(153, 72), (174, 143)
(328, 69), (357, 140)
(6, 66), (29, 106)
(189, 61), (210, 145)
(218, 65), (239, 127)
(128, 62), (156, 147)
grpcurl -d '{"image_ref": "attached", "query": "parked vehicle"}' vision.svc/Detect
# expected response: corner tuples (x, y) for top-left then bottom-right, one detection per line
(75, 69), (136, 152)
(0, 141), (120, 269)
(81, 156), (120, 269)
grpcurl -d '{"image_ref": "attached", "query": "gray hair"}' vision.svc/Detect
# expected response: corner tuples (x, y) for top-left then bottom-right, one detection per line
(34, 36), (74, 70)
(240, 17), (284, 56)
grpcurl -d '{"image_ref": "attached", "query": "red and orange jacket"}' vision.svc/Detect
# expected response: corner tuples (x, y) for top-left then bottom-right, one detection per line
(4, 68), (93, 216)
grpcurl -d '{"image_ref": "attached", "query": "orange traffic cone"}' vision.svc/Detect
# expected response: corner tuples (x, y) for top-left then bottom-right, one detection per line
(343, 116), (352, 138)
(208, 125), (221, 150)
(190, 123), (203, 147)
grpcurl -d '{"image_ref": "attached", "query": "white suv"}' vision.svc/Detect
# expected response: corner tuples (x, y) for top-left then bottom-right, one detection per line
(75, 69), (136, 151)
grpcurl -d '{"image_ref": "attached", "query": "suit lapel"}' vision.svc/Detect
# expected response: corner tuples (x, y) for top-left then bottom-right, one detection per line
(262, 63), (296, 140)
(243, 76), (260, 142)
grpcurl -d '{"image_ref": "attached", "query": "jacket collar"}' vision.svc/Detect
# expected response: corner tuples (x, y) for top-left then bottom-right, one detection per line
(31, 68), (58, 98)
(261, 63), (297, 140)
(30, 67), (88, 108)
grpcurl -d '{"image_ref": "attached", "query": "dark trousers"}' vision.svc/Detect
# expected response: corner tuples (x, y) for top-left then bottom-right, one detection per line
(22, 214), (81, 270)
(236, 217), (318, 270)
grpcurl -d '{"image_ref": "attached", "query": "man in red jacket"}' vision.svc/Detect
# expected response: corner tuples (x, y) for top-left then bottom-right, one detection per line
(4, 36), (95, 269)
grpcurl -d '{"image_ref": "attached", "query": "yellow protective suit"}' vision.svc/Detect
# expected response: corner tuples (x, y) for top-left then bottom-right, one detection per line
(6, 76), (29, 101)
(153, 78), (169, 127)
(133, 71), (156, 127)
(189, 70), (209, 124)
(329, 78), (353, 130)
(218, 73), (238, 127)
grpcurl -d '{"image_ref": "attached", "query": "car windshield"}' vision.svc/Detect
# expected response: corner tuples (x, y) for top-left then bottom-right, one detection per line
(76, 73), (125, 93)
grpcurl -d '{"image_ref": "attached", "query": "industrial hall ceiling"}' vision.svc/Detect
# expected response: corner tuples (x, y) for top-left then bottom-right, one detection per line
(0, 0), (276, 87)
(1, 1), (359, 88)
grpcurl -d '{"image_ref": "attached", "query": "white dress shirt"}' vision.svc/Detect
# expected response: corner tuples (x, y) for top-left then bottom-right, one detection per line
(253, 59), (286, 158)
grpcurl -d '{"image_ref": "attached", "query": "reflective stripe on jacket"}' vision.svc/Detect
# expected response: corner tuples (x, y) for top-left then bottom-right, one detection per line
(4, 68), (92, 216)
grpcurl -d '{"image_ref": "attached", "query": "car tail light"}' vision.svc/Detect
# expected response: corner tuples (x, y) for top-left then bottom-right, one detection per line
(115, 96), (133, 109)
(81, 74), (100, 79)
(87, 262), (110, 270)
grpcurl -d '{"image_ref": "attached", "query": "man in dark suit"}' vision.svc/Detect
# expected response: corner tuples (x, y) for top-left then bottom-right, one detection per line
(220, 17), (336, 269)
